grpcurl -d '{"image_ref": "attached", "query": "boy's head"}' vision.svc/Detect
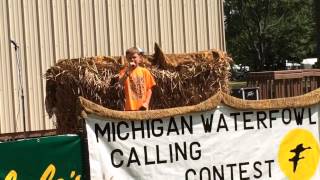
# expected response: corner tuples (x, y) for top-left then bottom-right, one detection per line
(126, 47), (144, 66)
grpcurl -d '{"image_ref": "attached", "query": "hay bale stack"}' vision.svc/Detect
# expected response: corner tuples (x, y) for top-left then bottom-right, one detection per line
(45, 43), (232, 133)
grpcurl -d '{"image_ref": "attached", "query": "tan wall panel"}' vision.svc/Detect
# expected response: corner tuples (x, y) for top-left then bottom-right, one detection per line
(81, 0), (96, 57)
(0, 0), (225, 134)
(195, 0), (209, 51)
(67, 0), (82, 58)
(0, 0), (15, 133)
(120, 0), (135, 54)
(38, 0), (55, 129)
(8, 0), (27, 133)
(24, 0), (42, 130)
(158, 0), (173, 52)
(171, 0), (184, 52)
(52, 0), (69, 60)
(218, 0), (226, 50)
(145, 0), (160, 54)
(207, 0), (215, 48)
(183, 0), (196, 51)
(108, 0), (122, 55)
(94, 0), (109, 55)
(133, 0), (147, 50)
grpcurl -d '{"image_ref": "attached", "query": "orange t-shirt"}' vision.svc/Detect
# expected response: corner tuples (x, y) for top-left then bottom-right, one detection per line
(120, 66), (156, 111)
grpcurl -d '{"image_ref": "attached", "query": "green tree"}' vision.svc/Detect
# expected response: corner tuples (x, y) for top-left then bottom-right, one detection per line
(224, 0), (316, 71)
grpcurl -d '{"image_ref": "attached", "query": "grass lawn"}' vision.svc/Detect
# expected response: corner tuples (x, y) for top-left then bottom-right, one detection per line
(229, 81), (247, 89)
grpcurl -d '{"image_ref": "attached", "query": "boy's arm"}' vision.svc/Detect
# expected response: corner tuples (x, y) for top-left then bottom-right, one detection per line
(142, 89), (152, 110)
(119, 62), (136, 85)
(119, 69), (130, 85)
(141, 69), (156, 110)
(119, 64), (134, 85)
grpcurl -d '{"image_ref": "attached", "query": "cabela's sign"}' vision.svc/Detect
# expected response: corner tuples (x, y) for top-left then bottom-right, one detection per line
(0, 135), (83, 180)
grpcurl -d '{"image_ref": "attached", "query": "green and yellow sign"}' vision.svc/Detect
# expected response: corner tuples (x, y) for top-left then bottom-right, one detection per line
(0, 135), (83, 180)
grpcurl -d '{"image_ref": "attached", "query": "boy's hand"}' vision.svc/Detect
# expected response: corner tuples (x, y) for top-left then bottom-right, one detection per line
(140, 102), (149, 110)
(124, 62), (136, 75)
(129, 62), (137, 69)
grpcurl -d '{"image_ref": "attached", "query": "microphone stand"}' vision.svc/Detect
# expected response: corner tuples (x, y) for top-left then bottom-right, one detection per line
(11, 40), (26, 133)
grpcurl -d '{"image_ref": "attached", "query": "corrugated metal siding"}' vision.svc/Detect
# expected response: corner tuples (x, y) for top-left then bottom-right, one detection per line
(0, 0), (225, 134)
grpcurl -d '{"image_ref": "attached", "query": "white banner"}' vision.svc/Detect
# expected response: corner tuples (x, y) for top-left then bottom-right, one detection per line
(86, 105), (320, 180)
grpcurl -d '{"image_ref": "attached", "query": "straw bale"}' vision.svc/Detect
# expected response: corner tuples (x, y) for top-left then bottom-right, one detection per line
(45, 43), (232, 133)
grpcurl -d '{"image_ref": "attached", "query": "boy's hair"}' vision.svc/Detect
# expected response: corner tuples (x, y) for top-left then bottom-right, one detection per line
(126, 47), (143, 57)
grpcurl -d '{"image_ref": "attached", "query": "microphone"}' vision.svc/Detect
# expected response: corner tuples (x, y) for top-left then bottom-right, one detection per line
(129, 62), (136, 67)
(10, 40), (19, 50)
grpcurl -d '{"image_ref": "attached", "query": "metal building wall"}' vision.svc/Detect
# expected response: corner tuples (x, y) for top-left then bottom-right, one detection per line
(0, 0), (225, 133)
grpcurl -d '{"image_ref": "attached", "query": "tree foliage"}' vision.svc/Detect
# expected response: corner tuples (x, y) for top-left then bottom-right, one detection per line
(224, 0), (316, 71)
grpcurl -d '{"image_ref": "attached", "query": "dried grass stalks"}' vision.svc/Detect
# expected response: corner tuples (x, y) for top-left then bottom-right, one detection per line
(45, 43), (232, 133)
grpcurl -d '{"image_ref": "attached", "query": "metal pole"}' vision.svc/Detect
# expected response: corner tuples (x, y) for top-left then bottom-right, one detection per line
(11, 40), (26, 133)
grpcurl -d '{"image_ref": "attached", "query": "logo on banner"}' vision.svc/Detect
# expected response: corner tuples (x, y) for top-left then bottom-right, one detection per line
(278, 129), (320, 180)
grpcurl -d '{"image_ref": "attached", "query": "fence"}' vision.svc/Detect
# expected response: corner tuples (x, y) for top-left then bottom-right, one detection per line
(0, 129), (57, 142)
(247, 69), (320, 99)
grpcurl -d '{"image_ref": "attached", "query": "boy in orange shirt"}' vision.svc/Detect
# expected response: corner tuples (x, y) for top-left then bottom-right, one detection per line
(119, 47), (156, 111)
